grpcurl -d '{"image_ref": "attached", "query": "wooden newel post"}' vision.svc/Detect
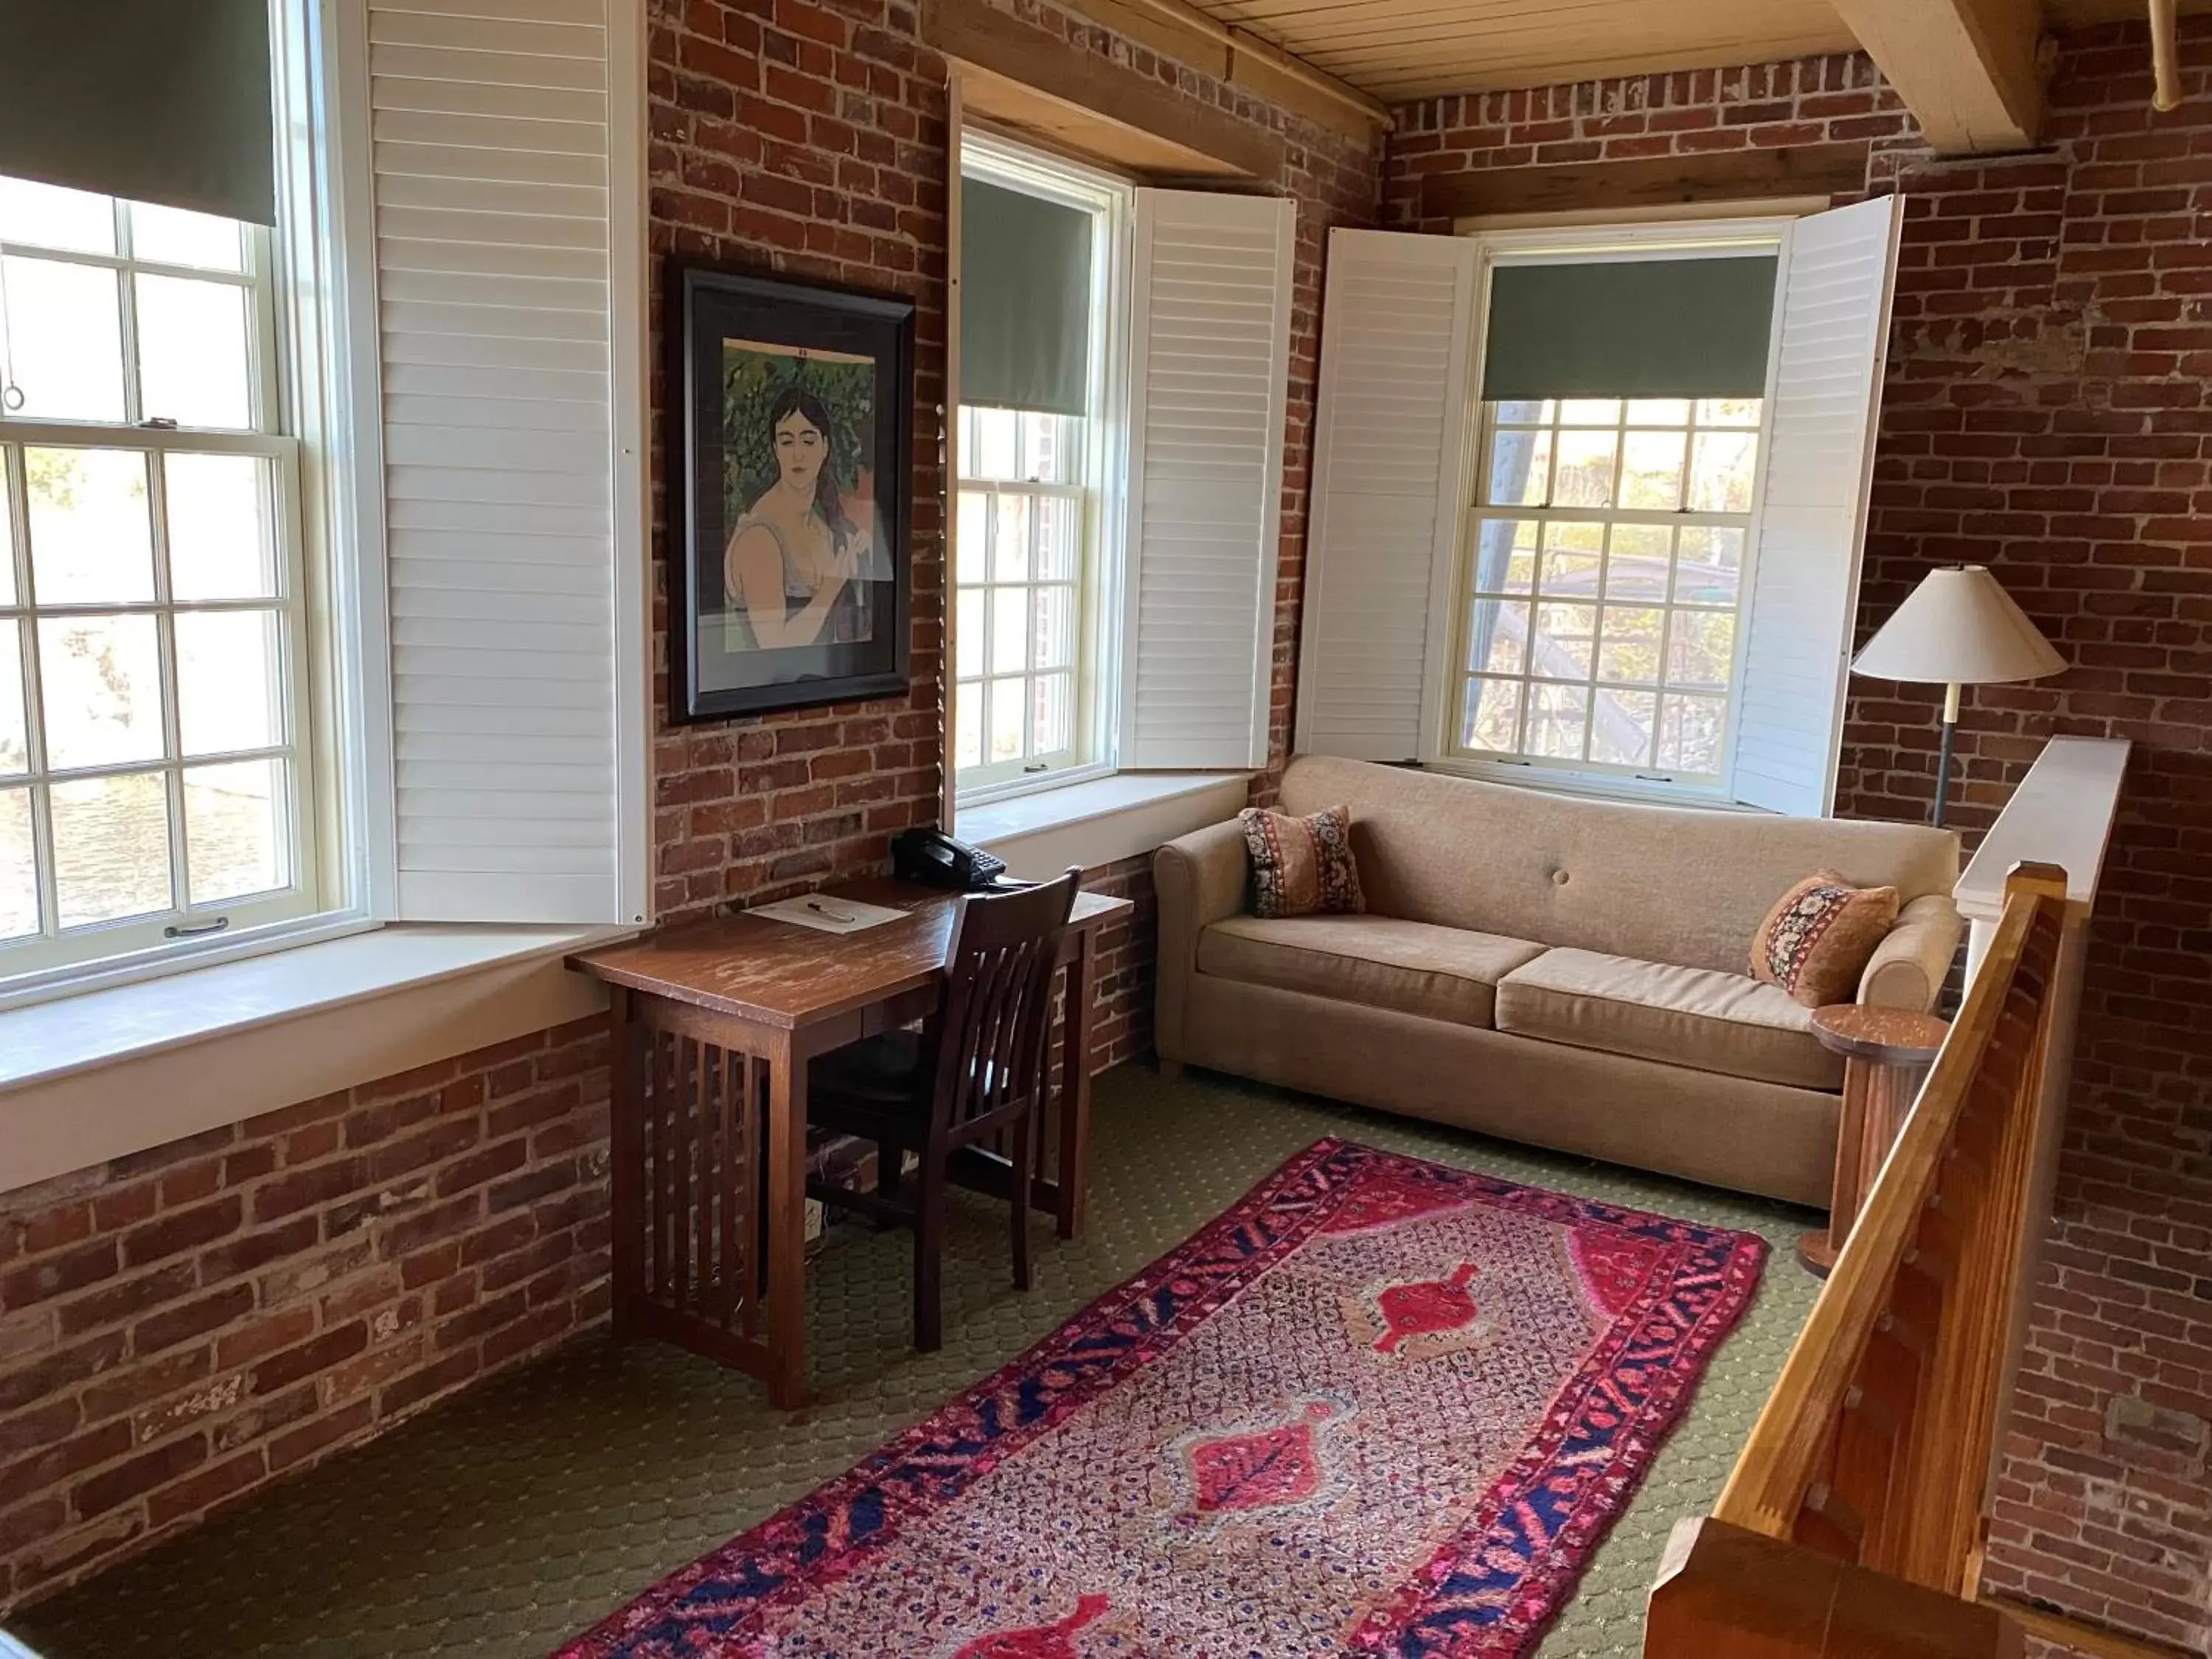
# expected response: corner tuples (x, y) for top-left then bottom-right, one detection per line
(1647, 1517), (2026, 1659)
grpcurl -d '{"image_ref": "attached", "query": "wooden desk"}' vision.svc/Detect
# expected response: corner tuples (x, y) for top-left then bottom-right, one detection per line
(568, 878), (1132, 1407)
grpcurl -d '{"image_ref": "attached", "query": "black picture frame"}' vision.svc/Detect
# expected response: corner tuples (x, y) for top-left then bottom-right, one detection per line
(671, 263), (914, 723)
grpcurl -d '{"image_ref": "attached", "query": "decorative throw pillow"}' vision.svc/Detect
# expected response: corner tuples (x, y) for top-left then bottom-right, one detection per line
(1750, 869), (1901, 1009)
(1239, 804), (1365, 919)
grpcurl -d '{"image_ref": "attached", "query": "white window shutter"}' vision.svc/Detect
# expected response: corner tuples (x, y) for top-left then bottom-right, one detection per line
(361, 0), (650, 922)
(1295, 229), (1479, 763)
(1119, 190), (1294, 771)
(1731, 195), (1903, 817)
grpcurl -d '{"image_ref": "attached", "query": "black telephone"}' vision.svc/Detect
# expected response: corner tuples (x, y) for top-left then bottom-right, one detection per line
(892, 827), (1008, 891)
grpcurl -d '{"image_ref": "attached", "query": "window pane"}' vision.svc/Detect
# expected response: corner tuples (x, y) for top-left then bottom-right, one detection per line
(989, 589), (1026, 676)
(0, 622), (25, 776)
(1559, 399), (1619, 425)
(52, 769), (173, 926)
(38, 614), (165, 770)
(1590, 688), (1658, 767)
(166, 452), (276, 600)
(1034, 584), (1076, 672)
(136, 275), (252, 429)
(1493, 399), (1554, 424)
(1530, 601), (1595, 680)
(1528, 683), (1589, 760)
(1020, 412), (1075, 486)
(1619, 430), (1686, 509)
(128, 202), (244, 273)
(0, 785), (32, 940)
(1596, 606), (1663, 684)
(986, 677), (1023, 764)
(1461, 675), (1523, 753)
(0, 179), (114, 254)
(1604, 523), (1673, 602)
(1628, 398), (1690, 425)
(1033, 493), (1078, 581)
(27, 448), (154, 603)
(2, 257), (125, 421)
(1666, 608), (1736, 690)
(955, 588), (984, 679)
(1465, 597), (1528, 676)
(185, 757), (287, 903)
(1688, 431), (1759, 512)
(1674, 526), (1745, 607)
(1032, 672), (1071, 757)
(0, 460), (13, 607)
(176, 609), (282, 756)
(1485, 427), (1551, 507)
(1697, 397), (1760, 428)
(1658, 693), (1726, 775)
(1537, 524), (1600, 597)
(972, 408), (1018, 480)
(953, 686), (982, 771)
(1551, 428), (1617, 508)
(1469, 518), (1537, 594)
(991, 493), (1030, 582)
(955, 490), (987, 585)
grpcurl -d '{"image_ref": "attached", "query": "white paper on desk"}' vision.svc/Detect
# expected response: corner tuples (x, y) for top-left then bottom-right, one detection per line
(749, 894), (909, 935)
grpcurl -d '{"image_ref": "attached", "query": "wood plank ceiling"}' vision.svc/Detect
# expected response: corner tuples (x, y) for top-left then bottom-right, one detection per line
(1171, 0), (2184, 105)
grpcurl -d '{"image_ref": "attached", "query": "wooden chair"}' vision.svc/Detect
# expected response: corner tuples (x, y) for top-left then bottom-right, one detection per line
(804, 868), (1082, 1351)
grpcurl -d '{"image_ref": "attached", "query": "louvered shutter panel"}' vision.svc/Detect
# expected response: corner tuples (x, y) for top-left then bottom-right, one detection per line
(1731, 196), (1902, 817)
(1295, 230), (1478, 762)
(1119, 190), (1294, 771)
(364, 0), (648, 922)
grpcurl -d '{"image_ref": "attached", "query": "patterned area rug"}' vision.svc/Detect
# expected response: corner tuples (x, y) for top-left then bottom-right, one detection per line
(558, 1138), (1766, 1659)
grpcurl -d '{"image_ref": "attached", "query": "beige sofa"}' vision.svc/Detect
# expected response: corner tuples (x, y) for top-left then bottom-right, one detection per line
(1154, 756), (1963, 1206)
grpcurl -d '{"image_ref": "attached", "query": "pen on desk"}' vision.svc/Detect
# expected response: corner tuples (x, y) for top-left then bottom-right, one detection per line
(805, 898), (856, 923)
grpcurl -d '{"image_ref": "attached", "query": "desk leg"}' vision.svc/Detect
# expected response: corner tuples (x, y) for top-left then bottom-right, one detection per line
(608, 987), (643, 1337)
(765, 1034), (808, 1408)
(1056, 926), (1097, 1240)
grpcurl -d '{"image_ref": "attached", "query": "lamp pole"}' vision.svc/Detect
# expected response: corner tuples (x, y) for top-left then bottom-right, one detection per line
(1933, 680), (1960, 828)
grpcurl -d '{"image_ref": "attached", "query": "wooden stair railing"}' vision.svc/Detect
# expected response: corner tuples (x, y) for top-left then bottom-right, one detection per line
(1645, 863), (2073, 1659)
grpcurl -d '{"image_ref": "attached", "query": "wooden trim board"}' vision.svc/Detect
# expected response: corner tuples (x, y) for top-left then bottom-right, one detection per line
(1422, 143), (1871, 222)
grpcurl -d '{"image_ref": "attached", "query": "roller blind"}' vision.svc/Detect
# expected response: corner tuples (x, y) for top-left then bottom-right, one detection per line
(961, 176), (1092, 417)
(1481, 254), (1777, 401)
(0, 0), (276, 224)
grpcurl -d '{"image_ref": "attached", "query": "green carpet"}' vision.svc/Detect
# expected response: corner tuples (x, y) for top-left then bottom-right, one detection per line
(7, 1065), (1820, 1659)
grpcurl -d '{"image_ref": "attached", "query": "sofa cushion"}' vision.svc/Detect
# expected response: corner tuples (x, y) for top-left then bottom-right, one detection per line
(1197, 915), (1546, 1030)
(1495, 947), (1844, 1090)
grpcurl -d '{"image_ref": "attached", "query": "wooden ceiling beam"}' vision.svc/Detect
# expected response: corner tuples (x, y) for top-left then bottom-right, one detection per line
(1829, 0), (2045, 154)
(1422, 142), (1870, 223)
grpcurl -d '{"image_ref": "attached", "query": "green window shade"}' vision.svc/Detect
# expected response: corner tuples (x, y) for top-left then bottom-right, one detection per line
(1481, 255), (1778, 402)
(0, 0), (276, 225)
(961, 177), (1092, 417)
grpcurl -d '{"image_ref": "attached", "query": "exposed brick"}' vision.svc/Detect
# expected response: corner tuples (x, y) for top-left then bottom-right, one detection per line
(71, 1434), (206, 1520)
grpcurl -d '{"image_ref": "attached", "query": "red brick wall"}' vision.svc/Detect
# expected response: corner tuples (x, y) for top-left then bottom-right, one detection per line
(1383, 24), (2212, 1650)
(0, 1), (1376, 1614)
(0, 1021), (611, 1607)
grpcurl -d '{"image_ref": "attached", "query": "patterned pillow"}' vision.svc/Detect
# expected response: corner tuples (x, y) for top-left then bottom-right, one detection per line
(1750, 869), (1901, 1009)
(1239, 804), (1365, 919)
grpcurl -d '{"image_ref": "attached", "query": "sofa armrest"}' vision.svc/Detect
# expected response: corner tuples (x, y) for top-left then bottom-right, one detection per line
(1857, 892), (1964, 1012)
(1153, 818), (1249, 1064)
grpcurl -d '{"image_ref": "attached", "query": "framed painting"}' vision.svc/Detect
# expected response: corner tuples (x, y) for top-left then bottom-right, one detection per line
(672, 265), (914, 721)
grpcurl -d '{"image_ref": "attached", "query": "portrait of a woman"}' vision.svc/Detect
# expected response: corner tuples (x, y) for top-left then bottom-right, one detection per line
(675, 265), (912, 721)
(723, 385), (875, 650)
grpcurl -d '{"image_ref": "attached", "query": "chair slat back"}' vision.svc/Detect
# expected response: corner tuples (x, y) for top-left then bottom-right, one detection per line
(930, 869), (1081, 1150)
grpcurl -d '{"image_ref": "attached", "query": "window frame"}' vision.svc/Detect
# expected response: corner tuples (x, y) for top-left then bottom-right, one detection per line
(1428, 219), (1792, 807)
(0, 0), (381, 1010)
(952, 133), (1133, 810)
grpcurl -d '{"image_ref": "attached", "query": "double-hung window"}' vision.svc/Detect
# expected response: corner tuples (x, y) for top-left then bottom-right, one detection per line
(952, 140), (1124, 796)
(0, 175), (316, 978)
(1300, 201), (1903, 817)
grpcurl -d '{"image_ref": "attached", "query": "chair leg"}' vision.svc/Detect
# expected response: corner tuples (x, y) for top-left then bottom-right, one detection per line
(914, 1162), (945, 1352)
(1009, 1105), (1034, 1293)
(876, 1138), (902, 1204)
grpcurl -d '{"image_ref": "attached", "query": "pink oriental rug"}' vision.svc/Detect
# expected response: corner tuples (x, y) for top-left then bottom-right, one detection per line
(559, 1138), (1767, 1659)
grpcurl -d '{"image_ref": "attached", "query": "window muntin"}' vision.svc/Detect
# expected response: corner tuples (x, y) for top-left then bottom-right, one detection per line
(0, 175), (316, 980)
(1453, 393), (1763, 787)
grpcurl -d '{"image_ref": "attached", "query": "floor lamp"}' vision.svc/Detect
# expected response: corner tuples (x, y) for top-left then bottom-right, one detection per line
(1851, 566), (2066, 828)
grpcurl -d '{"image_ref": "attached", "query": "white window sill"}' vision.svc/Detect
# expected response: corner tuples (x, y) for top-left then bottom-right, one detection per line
(957, 771), (1252, 878)
(0, 923), (626, 1194)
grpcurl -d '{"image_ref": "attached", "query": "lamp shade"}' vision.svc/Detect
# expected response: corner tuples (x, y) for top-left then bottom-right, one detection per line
(1851, 565), (2066, 686)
